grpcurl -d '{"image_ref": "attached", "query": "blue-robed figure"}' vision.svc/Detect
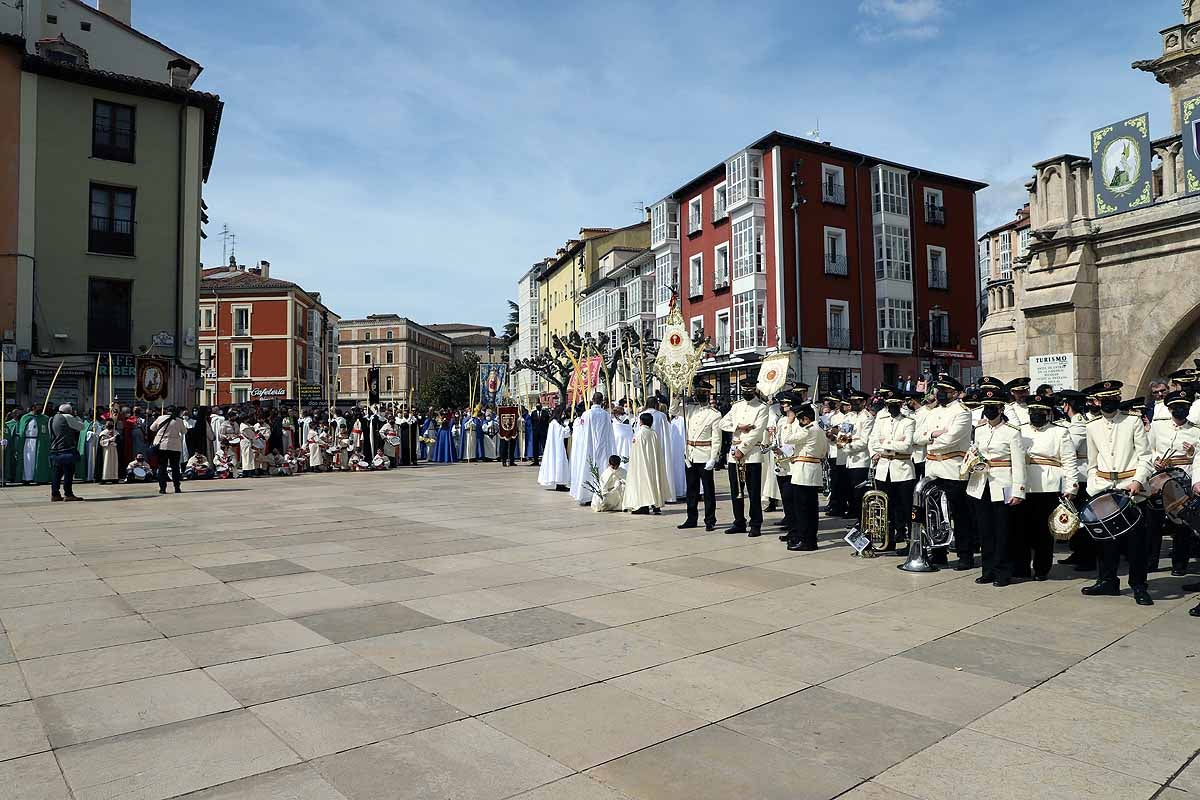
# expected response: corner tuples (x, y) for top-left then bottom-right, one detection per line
(460, 411), (484, 461)
(523, 409), (534, 459)
(430, 413), (458, 463)
(419, 414), (435, 461)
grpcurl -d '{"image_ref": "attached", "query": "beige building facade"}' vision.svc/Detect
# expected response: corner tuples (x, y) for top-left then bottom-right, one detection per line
(336, 315), (452, 406)
(980, 3), (1200, 391)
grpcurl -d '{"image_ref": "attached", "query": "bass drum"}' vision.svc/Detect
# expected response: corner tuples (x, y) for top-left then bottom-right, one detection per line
(1147, 467), (1189, 513)
(1079, 489), (1142, 541)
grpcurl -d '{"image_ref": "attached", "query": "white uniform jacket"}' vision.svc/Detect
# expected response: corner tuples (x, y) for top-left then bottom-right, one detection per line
(719, 399), (769, 465)
(1148, 418), (1200, 478)
(841, 410), (875, 470)
(1021, 422), (1078, 495)
(827, 410), (845, 463)
(914, 401), (973, 481)
(1004, 402), (1031, 428)
(911, 405), (930, 465)
(683, 405), (723, 465)
(1068, 413), (1088, 486)
(870, 413), (916, 482)
(1085, 412), (1152, 496)
(780, 420), (829, 486)
(967, 421), (1028, 502)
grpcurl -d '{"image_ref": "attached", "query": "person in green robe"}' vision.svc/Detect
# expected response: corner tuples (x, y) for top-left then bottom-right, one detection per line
(14, 410), (51, 484)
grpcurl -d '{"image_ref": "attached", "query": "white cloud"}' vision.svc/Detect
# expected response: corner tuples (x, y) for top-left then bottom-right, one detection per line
(856, 0), (945, 42)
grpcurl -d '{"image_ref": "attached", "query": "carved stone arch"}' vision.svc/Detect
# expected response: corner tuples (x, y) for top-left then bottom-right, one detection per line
(1042, 166), (1065, 224)
(1137, 297), (1200, 393)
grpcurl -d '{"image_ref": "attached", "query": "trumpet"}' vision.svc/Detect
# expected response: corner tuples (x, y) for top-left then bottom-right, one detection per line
(729, 446), (747, 499)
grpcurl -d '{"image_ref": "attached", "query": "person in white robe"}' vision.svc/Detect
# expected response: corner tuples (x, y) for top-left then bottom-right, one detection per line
(591, 455), (627, 512)
(208, 408), (226, 459)
(98, 421), (120, 483)
(307, 425), (327, 471)
(569, 394), (617, 506)
(612, 407), (633, 461)
(668, 402), (688, 505)
(22, 415), (40, 482)
(642, 397), (678, 501)
(624, 412), (670, 513)
(482, 410), (499, 461)
(761, 397), (784, 510)
(239, 419), (260, 476)
(537, 411), (571, 490)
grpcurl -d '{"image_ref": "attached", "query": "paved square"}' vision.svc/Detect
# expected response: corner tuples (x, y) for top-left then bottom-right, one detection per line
(1, 464), (1198, 799)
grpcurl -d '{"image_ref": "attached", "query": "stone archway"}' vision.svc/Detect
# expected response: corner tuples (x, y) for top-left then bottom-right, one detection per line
(1137, 298), (1200, 392)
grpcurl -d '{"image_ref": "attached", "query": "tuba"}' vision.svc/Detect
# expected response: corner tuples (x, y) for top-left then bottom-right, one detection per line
(900, 476), (955, 572)
(857, 471), (890, 556)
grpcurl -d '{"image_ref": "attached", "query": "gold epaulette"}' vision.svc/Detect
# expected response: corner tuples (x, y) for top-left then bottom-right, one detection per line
(1007, 423), (1020, 431)
(1087, 416), (1104, 424)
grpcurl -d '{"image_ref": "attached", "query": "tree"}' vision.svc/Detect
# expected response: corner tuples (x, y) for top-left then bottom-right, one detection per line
(414, 352), (480, 411)
(503, 300), (519, 342)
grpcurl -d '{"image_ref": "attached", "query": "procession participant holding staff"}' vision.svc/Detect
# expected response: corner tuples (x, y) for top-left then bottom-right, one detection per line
(1080, 380), (1155, 605)
(914, 374), (976, 569)
(677, 379), (722, 532)
(1016, 394), (1077, 580)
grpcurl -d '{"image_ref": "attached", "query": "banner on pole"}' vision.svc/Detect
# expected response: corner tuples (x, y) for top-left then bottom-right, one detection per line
(567, 356), (602, 405)
(479, 362), (508, 407)
(497, 405), (519, 439)
(135, 356), (170, 403)
(652, 306), (704, 393)
(756, 351), (792, 397)
(1090, 113), (1152, 217)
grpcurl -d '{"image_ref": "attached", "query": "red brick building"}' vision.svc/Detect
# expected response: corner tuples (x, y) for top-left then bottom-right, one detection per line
(198, 261), (339, 407)
(653, 131), (985, 397)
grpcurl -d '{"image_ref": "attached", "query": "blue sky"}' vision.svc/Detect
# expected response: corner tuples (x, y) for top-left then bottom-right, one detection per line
(135, 0), (1176, 330)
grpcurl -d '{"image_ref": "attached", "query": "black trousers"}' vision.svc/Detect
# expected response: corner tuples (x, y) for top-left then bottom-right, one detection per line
(1157, 509), (1195, 572)
(882, 477), (915, 546)
(1097, 508), (1149, 588)
(684, 461), (716, 526)
(156, 449), (181, 491)
(532, 431), (547, 464)
(973, 485), (1012, 581)
(1066, 488), (1095, 566)
(846, 467), (869, 522)
(931, 477), (974, 561)
(727, 462), (763, 530)
(498, 438), (517, 466)
(829, 463), (848, 514)
(914, 461), (925, 479)
(1014, 492), (1057, 578)
(776, 474), (792, 523)
(50, 451), (77, 498)
(788, 483), (819, 546)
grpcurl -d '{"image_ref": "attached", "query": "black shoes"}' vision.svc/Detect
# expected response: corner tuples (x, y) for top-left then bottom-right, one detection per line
(765, 500), (778, 512)
(1081, 580), (1120, 596)
(1171, 568), (1187, 577)
(1033, 574), (1048, 582)
(974, 575), (995, 585)
(1133, 587), (1154, 606)
(705, 523), (715, 532)
(778, 534), (789, 542)
(993, 578), (1011, 587)
(650, 506), (661, 515)
(788, 542), (818, 551)
(1182, 581), (1200, 592)
(724, 525), (747, 535)
(747, 530), (762, 538)
(1189, 603), (1200, 617)
(954, 559), (975, 571)
(158, 488), (166, 495)
(630, 508), (649, 515)
(677, 522), (698, 530)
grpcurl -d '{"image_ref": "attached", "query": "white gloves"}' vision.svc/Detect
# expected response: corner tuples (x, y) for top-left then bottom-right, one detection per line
(704, 460), (715, 471)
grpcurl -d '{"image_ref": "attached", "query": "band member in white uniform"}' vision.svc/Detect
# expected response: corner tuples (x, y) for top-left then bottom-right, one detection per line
(1080, 380), (1154, 605)
(677, 380), (723, 532)
(1016, 394), (1077, 580)
(1148, 390), (1200, 578)
(719, 380), (769, 536)
(869, 393), (916, 550)
(914, 374), (976, 569)
(967, 386), (1026, 587)
(1003, 376), (1031, 427)
(778, 397), (828, 551)
(841, 389), (875, 523)
(908, 392), (931, 479)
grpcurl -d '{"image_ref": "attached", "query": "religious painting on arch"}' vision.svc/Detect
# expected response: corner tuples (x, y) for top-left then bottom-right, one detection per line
(1181, 95), (1200, 196)
(1090, 113), (1153, 217)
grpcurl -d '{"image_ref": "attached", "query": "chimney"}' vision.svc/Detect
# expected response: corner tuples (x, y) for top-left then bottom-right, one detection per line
(98, 0), (132, 26)
(644, 204), (651, 222)
(166, 58), (193, 89)
(258, 260), (270, 278)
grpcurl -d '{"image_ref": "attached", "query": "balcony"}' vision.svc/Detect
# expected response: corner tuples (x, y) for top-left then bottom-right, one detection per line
(88, 217), (135, 256)
(879, 329), (913, 353)
(928, 268), (947, 289)
(929, 334), (953, 349)
(825, 254), (848, 276)
(822, 183), (845, 205)
(712, 203), (727, 222)
(925, 204), (945, 225)
(828, 326), (850, 349)
(712, 272), (730, 290)
(687, 214), (702, 235)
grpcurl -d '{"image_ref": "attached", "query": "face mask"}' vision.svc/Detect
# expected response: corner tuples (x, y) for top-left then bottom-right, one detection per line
(1172, 406), (1189, 421)
(982, 406), (1001, 421)
(1100, 398), (1120, 414)
(888, 406), (901, 417)
(935, 390), (950, 406)
(742, 390), (756, 401)
(1029, 411), (1048, 427)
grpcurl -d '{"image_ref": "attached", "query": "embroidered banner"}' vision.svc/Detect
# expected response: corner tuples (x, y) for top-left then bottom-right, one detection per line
(1090, 113), (1152, 217)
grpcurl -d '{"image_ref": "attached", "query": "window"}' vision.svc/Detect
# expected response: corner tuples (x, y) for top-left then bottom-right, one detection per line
(688, 253), (703, 297)
(364, 352), (372, 365)
(999, 233), (1012, 278)
(385, 349), (394, 364)
(727, 150), (764, 207)
(655, 252), (679, 305)
(200, 347), (214, 371)
(1018, 227), (1030, 257)
(824, 227), (847, 276)
(232, 387), (249, 404)
(713, 183), (728, 221)
(715, 310), (730, 354)
(80, 21), (91, 31)
(928, 246), (947, 289)
(385, 375), (394, 392)
(733, 290), (766, 351)
(978, 239), (991, 277)
(690, 316), (703, 340)
(873, 223), (912, 281)
(713, 243), (730, 287)
(650, 201), (679, 247)
(201, 307), (214, 329)
(877, 298), (914, 352)
(924, 188), (945, 224)
(655, 316), (666, 344)
(732, 217), (764, 279)
(364, 331), (372, 341)
(46, 14), (57, 23)
(337, 378), (342, 393)
(929, 310), (951, 348)
(822, 165), (845, 204)
(687, 196), (703, 234)
(87, 277), (131, 352)
(581, 292), (605, 334)
(386, 330), (393, 340)
(233, 346), (250, 378)
(93, 101), (135, 162)
(872, 166), (909, 216)
(827, 302), (850, 349)
(88, 184), (135, 256)
(233, 307), (250, 336)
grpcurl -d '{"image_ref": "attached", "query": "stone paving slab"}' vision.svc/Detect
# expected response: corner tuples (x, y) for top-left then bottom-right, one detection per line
(2, 464), (1200, 799)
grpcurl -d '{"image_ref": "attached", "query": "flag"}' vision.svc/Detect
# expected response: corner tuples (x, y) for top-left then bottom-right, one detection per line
(756, 351), (792, 397)
(652, 306), (703, 393)
(367, 367), (380, 404)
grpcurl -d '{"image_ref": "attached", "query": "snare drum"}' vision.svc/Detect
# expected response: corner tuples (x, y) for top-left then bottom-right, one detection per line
(1079, 489), (1143, 541)
(1160, 474), (1194, 521)
(1147, 467), (1189, 512)
(131, 465), (148, 480)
